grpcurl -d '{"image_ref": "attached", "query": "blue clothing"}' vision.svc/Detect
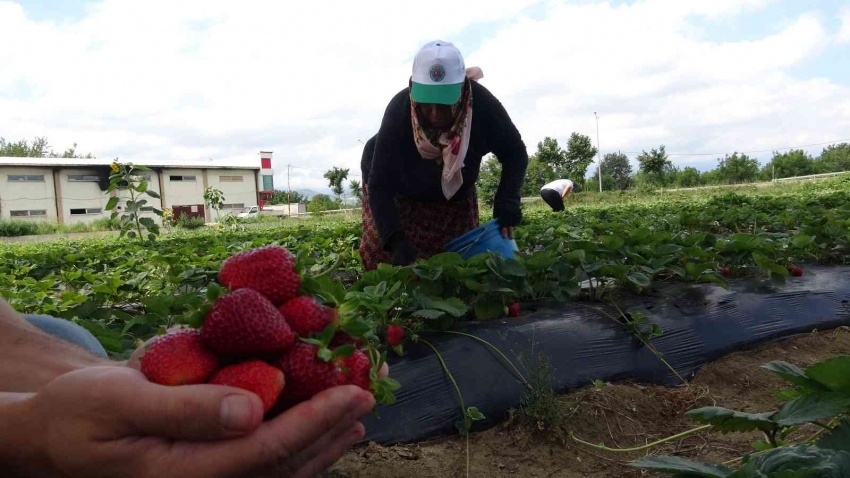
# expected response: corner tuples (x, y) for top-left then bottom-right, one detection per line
(23, 314), (108, 358)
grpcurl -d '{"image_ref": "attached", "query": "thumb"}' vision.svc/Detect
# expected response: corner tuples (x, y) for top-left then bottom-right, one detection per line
(124, 380), (265, 441)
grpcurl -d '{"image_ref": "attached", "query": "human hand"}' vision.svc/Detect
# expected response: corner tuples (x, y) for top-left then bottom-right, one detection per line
(14, 366), (375, 478)
(389, 235), (418, 267)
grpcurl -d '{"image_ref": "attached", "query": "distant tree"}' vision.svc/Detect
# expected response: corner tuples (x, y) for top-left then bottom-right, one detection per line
(203, 187), (225, 221)
(349, 179), (363, 204)
(761, 149), (815, 180)
(268, 190), (307, 205)
(675, 166), (702, 188)
(564, 133), (598, 191)
(307, 194), (341, 213)
(598, 152), (632, 190)
(636, 145), (672, 185)
(521, 155), (557, 197)
(323, 167), (349, 201)
(816, 143), (850, 173)
(477, 155), (502, 206)
(0, 136), (93, 158)
(715, 152), (760, 184)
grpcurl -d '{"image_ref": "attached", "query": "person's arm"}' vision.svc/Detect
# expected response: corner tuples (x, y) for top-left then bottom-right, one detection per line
(367, 93), (417, 265)
(477, 84), (529, 238)
(0, 299), (114, 393)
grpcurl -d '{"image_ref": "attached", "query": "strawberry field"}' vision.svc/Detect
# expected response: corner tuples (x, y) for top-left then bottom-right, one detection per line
(3, 178), (850, 476)
(3, 179), (850, 358)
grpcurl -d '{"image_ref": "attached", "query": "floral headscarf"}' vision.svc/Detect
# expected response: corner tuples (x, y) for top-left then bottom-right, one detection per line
(411, 67), (483, 200)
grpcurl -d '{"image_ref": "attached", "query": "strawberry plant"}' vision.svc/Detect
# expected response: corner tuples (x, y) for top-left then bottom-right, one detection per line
(627, 355), (850, 477)
(105, 161), (163, 243)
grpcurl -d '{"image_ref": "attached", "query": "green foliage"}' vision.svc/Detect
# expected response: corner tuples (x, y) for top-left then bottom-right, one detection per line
(816, 144), (850, 174)
(477, 155), (503, 206)
(564, 133), (598, 191)
(268, 190), (307, 205)
(763, 149), (816, 180)
(105, 161), (163, 244)
(600, 152), (632, 190)
(0, 220), (41, 237)
(349, 180), (363, 205)
(637, 145), (672, 185)
(176, 215), (205, 230)
(713, 152), (761, 184)
(203, 187), (225, 221)
(324, 166), (350, 200)
(522, 155), (557, 196)
(632, 354), (850, 477)
(307, 194), (342, 213)
(676, 166), (702, 188)
(0, 136), (94, 158)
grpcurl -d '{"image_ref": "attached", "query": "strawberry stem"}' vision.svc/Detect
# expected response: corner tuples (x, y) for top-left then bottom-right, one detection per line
(308, 253), (345, 280)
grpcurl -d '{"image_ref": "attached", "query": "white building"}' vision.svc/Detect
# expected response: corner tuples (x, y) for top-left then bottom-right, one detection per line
(0, 152), (276, 224)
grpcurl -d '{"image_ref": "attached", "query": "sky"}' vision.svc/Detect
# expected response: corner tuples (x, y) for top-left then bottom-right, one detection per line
(1, 0), (849, 193)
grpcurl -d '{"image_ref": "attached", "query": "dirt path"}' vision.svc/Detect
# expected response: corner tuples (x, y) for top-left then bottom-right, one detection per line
(324, 326), (850, 478)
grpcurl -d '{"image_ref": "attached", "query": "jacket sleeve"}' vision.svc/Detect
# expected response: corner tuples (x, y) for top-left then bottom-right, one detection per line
(367, 95), (406, 249)
(360, 134), (377, 185)
(477, 84), (528, 227)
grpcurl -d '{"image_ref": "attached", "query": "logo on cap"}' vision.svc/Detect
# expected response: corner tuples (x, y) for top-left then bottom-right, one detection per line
(429, 64), (446, 83)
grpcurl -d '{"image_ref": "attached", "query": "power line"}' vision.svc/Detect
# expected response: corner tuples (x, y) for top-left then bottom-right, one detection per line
(619, 138), (850, 157)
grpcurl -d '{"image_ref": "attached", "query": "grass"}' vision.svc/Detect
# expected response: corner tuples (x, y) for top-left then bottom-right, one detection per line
(0, 217), (121, 238)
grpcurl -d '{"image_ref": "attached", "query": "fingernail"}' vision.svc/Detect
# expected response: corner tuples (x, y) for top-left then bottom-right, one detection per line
(221, 394), (255, 432)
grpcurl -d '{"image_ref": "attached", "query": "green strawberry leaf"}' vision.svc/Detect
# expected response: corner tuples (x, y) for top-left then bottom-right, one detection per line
(316, 347), (333, 362)
(816, 419), (850, 452)
(630, 456), (734, 477)
(467, 406), (485, 421)
(762, 360), (830, 393)
(805, 357), (850, 393)
(332, 344), (355, 359)
(774, 393), (850, 427)
(340, 316), (373, 339)
(685, 406), (779, 433)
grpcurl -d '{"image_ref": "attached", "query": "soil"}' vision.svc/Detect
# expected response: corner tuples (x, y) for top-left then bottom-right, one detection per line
(323, 326), (850, 478)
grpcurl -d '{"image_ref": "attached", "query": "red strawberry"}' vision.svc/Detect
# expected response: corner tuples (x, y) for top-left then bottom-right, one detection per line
(330, 332), (362, 350)
(341, 350), (371, 391)
(141, 329), (219, 386)
(275, 342), (346, 401)
(791, 266), (803, 277)
(508, 303), (520, 317)
(387, 325), (404, 346)
(279, 296), (334, 337)
(202, 288), (294, 356)
(721, 267), (731, 278)
(219, 245), (300, 305)
(208, 360), (285, 413)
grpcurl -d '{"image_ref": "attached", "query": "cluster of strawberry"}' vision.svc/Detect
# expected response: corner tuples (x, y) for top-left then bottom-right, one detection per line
(140, 245), (396, 414)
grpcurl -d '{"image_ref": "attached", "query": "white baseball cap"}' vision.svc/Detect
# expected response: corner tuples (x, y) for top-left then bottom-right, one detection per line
(410, 40), (466, 105)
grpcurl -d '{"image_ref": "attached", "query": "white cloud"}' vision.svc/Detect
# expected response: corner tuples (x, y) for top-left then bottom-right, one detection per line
(839, 7), (850, 44)
(0, 0), (848, 192)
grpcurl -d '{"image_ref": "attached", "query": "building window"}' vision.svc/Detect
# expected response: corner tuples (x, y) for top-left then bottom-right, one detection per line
(8, 174), (45, 182)
(70, 208), (102, 215)
(10, 209), (47, 217)
(170, 175), (196, 182)
(219, 175), (244, 182)
(222, 203), (245, 209)
(68, 174), (100, 182)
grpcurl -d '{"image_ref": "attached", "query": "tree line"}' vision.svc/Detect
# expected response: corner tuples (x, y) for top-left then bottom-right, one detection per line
(478, 136), (850, 201)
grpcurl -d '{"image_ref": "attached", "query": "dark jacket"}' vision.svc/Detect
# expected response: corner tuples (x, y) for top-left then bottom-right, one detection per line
(365, 81), (528, 248)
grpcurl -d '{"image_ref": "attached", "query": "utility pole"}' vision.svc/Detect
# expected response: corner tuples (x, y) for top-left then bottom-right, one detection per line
(287, 164), (292, 205)
(594, 112), (602, 193)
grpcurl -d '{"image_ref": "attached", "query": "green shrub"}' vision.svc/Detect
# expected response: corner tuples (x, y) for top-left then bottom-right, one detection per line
(176, 215), (206, 230)
(0, 220), (42, 237)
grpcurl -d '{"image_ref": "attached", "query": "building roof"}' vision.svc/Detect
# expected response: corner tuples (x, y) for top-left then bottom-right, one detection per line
(0, 155), (261, 170)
